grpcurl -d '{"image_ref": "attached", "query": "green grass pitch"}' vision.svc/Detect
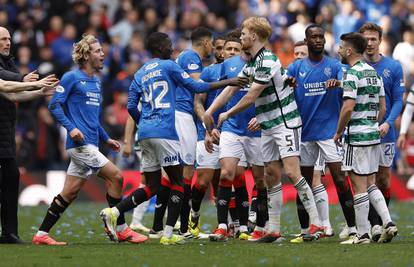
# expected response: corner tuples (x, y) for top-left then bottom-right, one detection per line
(0, 202), (413, 267)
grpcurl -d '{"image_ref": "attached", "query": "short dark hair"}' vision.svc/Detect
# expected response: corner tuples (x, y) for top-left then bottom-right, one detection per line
(191, 27), (212, 44)
(225, 28), (241, 44)
(214, 35), (226, 43)
(358, 23), (383, 39)
(305, 24), (324, 38)
(146, 32), (169, 54)
(340, 32), (367, 54)
(294, 40), (306, 47)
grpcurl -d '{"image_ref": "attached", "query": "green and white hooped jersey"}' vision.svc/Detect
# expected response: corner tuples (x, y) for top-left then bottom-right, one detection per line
(342, 60), (385, 146)
(239, 48), (301, 133)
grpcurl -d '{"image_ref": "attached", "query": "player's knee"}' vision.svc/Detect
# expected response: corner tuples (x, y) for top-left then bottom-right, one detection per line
(376, 176), (390, 191)
(197, 178), (209, 190)
(255, 179), (266, 190)
(220, 168), (234, 181)
(113, 169), (124, 186)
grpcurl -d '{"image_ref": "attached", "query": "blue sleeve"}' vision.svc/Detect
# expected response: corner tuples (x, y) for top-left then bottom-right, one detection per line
(335, 63), (347, 80)
(98, 126), (110, 142)
(385, 62), (404, 126)
(200, 67), (211, 82)
(286, 61), (296, 77)
(181, 53), (202, 74)
(48, 72), (77, 133)
(170, 61), (210, 93)
(127, 77), (142, 123)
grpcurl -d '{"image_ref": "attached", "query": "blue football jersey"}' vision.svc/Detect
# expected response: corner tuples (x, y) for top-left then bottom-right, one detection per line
(128, 58), (210, 141)
(221, 55), (260, 137)
(288, 56), (344, 142)
(175, 49), (203, 115)
(367, 56), (404, 143)
(49, 69), (109, 149)
(196, 63), (224, 141)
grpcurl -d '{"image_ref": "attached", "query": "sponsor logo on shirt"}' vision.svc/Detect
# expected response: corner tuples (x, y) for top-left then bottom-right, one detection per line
(188, 63), (200, 70)
(324, 67), (332, 77)
(383, 68), (391, 78)
(164, 155), (179, 163)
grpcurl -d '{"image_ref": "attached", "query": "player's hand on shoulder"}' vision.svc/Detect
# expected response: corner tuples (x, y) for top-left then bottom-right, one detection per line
(325, 79), (341, 89)
(247, 117), (261, 132)
(107, 139), (121, 152)
(286, 76), (297, 88)
(228, 77), (249, 87)
(70, 128), (85, 143)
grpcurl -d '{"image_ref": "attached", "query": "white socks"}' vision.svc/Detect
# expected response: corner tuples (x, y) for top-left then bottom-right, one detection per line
(313, 184), (331, 228)
(163, 225), (173, 238)
(267, 183), (282, 233)
(367, 184), (392, 225)
(131, 197), (150, 225)
(354, 193), (370, 236)
(295, 177), (321, 226)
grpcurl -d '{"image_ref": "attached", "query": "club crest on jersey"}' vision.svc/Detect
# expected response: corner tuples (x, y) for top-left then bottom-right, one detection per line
(181, 72), (190, 79)
(383, 68), (391, 78)
(188, 63), (199, 70)
(324, 67), (332, 77)
(56, 85), (64, 93)
(96, 82), (101, 90)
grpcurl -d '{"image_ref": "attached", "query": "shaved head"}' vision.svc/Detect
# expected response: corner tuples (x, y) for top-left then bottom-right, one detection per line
(0, 27), (11, 56)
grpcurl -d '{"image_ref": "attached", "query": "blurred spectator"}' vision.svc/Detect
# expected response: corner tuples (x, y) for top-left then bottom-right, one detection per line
(108, 9), (141, 48)
(288, 13), (311, 44)
(392, 29), (414, 83)
(50, 23), (77, 75)
(332, 0), (362, 44)
(124, 32), (150, 66)
(44, 16), (63, 46)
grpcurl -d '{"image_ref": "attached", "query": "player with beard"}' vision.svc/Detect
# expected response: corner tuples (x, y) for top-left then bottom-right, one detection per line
(100, 32), (247, 245)
(358, 23), (404, 243)
(204, 17), (324, 242)
(287, 24), (356, 243)
(335, 32), (397, 244)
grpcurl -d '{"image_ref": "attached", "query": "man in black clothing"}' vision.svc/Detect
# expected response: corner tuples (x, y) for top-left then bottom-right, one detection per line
(0, 26), (50, 243)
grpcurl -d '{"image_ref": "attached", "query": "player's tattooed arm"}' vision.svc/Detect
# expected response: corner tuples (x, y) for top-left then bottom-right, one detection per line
(194, 93), (208, 121)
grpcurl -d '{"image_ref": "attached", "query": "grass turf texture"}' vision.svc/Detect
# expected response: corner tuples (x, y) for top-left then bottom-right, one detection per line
(1, 202), (413, 267)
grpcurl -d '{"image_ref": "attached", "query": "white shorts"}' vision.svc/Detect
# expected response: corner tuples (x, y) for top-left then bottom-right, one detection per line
(300, 139), (343, 167)
(219, 132), (264, 167)
(379, 142), (395, 168)
(314, 152), (326, 174)
(67, 145), (109, 179)
(219, 131), (247, 166)
(261, 127), (301, 163)
(244, 136), (264, 166)
(196, 141), (220, 169)
(140, 138), (181, 172)
(175, 111), (197, 165)
(342, 144), (380, 175)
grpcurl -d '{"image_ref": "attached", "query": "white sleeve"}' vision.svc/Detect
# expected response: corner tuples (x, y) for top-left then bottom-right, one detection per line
(400, 91), (414, 135)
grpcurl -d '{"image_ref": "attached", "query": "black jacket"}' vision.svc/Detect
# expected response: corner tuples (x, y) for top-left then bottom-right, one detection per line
(0, 55), (23, 158)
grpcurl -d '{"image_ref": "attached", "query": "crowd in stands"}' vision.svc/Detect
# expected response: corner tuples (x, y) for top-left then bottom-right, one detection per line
(3, 0), (414, 174)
